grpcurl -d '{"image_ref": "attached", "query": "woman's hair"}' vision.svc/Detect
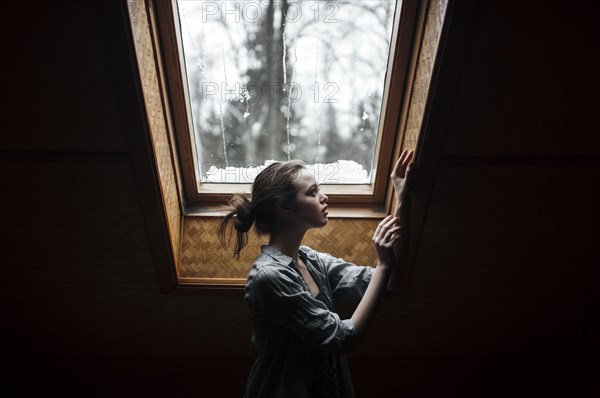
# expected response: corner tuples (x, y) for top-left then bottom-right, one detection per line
(218, 160), (306, 259)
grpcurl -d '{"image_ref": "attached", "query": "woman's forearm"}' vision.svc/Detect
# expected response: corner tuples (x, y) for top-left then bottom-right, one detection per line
(387, 148), (414, 293)
(351, 263), (392, 343)
(387, 203), (410, 293)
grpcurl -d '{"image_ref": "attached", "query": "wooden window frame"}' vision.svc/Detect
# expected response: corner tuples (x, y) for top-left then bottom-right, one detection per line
(151, 0), (422, 217)
(121, 0), (479, 292)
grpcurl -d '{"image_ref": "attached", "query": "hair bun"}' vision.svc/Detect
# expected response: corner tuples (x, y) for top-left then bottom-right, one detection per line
(230, 194), (254, 233)
(234, 216), (253, 233)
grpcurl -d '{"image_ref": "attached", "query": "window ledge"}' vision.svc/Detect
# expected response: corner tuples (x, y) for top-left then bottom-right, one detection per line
(183, 205), (388, 219)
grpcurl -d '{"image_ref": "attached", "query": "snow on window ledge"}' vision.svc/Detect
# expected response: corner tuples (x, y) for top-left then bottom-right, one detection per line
(202, 159), (370, 184)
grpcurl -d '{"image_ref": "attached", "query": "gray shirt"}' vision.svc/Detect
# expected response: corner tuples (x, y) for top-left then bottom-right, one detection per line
(244, 245), (374, 397)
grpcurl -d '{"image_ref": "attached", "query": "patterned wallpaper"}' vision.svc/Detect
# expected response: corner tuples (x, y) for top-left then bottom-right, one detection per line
(179, 217), (380, 279)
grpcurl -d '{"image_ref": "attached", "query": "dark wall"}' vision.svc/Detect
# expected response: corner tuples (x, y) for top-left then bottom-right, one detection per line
(1, 1), (598, 397)
(1, 1), (252, 395)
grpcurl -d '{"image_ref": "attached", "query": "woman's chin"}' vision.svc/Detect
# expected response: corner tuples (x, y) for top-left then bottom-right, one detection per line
(305, 216), (328, 229)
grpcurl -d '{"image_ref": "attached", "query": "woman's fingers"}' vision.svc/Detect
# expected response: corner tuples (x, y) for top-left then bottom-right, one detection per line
(392, 149), (415, 179)
(374, 216), (399, 241)
(384, 234), (401, 247)
(400, 149), (414, 177)
(391, 149), (409, 178)
(373, 214), (393, 239)
(382, 226), (401, 242)
(379, 228), (402, 247)
(373, 216), (402, 264)
(399, 148), (411, 167)
(374, 215), (395, 240)
(373, 214), (391, 240)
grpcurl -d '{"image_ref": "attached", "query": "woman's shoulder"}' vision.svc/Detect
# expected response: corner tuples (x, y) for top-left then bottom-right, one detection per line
(247, 252), (300, 288)
(245, 260), (305, 306)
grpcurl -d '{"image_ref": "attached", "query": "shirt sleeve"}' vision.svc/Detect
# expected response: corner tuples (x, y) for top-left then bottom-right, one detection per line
(318, 252), (374, 306)
(249, 266), (356, 355)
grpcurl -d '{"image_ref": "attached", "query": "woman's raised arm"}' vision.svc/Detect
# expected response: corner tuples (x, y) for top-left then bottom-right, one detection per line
(350, 214), (401, 343)
(388, 149), (415, 293)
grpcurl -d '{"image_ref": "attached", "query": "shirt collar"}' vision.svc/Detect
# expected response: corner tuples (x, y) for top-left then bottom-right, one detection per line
(260, 245), (316, 266)
(260, 245), (294, 266)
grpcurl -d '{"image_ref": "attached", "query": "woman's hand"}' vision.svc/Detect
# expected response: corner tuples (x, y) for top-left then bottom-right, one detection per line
(391, 148), (415, 207)
(391, 149), (415, 236)
(373, 215), (401, 267)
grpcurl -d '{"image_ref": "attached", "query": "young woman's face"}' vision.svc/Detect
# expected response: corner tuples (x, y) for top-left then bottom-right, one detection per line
(290, 170), (329, 229)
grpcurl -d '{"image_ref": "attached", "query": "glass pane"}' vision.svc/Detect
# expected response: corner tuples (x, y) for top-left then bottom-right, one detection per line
(177, 0), (398, 184)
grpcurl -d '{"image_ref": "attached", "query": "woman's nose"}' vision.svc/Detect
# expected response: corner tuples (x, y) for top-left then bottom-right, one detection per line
(321, 193), (328, 203)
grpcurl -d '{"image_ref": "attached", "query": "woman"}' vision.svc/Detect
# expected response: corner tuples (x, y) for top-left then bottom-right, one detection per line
(218, 149), (415, 397)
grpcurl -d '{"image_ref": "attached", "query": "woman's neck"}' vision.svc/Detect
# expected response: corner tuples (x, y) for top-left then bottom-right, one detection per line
(268, 228), (306, 263)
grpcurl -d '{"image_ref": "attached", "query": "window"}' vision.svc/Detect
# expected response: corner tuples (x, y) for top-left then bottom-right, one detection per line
(154, 0), (421, 213)
(127, 0), (450, 287)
